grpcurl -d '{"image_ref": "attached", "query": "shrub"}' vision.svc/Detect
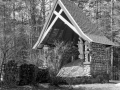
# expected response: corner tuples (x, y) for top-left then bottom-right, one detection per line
(45, 41), (79, 86)
(19, 64), (31, 85)
(36, 68), (50, 83)
(51, 76), (93, 85)
(4, 60), (19, 87)
(91, 72), (109, 83)
(70, 76), (93, 84)
(57, 73), (109, 85)
(49, 76), (67, 86)
(19, 64), (39, 86)
(19, 64), (50, 85)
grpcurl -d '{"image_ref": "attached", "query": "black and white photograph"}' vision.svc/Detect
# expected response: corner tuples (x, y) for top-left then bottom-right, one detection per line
(0, 0), (120, 90)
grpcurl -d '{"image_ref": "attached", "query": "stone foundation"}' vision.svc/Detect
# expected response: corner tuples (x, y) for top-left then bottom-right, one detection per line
(83, 63), (91, 76)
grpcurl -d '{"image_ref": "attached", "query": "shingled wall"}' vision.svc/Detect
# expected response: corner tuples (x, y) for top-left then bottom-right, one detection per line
(90, 42), (111, 74)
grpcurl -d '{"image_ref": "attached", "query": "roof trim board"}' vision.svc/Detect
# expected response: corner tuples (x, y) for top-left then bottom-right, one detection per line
(40, 9), (63, 44)
(36, 8), (80, 46)
(33, 0), (58, 49)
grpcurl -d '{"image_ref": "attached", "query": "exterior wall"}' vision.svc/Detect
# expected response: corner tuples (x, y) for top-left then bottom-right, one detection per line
(90, 42), (111, 74)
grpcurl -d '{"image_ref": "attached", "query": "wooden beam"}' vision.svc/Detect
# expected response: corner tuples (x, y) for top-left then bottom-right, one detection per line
(54, 11), (80, 36)
(40, 9), (63, 44)
(111, 46), (113, 79)
(58, 0), (92, 42)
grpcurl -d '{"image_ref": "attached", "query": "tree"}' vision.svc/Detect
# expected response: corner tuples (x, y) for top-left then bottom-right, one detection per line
(0, 0), (54, 83)
(72, 0), (120, 43)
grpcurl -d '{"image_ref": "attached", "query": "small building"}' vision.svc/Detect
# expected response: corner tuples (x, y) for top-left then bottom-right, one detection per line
(33, 0), (119, 78)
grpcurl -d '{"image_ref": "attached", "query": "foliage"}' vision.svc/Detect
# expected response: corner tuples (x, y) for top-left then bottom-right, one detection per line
(51, 72), (109, 85)
(3, 60), (19, 87)
(91, 71), (110, 83)
(45, 41), (71, 85)
(49, 76), (67, 85)
(0, 0), (53, 82)
(19, 64), (40, 86)
(18, 64), (50, 86)
(46, 41), (70, 74)
(71, 0), (120, 43)
(36, 68), (50, 83)
(43, 40), (79, 86)
(15, 27), (29, 63)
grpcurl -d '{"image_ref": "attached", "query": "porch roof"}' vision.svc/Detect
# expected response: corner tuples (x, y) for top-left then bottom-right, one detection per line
(87, 34), (118, 46)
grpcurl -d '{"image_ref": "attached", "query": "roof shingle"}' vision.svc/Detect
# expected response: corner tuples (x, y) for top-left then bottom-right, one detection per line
(60, 0), (103, 36)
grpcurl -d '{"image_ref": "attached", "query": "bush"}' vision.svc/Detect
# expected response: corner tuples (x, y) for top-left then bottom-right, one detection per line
(4, 60), (19, 87)
(49, 76), (92, 85)
(19, 64), (31, 85)
(19, 64), (50, 86)
(36, 68), (50, 83)
(56, 72), (109, 85)
(43, 72), (109, 86)
(91, 72), (109, 83)
(65, 76), (93, 84)
(51, 77), (67, 85)
(19, 64), (39, 86)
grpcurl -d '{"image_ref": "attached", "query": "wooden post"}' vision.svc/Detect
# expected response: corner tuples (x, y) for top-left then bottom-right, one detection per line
(111, 46), (113, 80)
(84, 41), (91, 76)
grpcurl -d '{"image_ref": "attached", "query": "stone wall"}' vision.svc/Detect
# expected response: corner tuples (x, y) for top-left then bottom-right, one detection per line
(90, 42), (111, 74)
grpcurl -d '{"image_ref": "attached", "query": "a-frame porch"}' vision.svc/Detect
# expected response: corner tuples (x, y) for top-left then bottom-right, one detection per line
(33, 0), (119, 80)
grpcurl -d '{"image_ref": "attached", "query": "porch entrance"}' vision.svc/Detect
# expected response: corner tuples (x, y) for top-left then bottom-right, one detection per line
(112, 59), (120, 80)
(111, 48), (120, 80)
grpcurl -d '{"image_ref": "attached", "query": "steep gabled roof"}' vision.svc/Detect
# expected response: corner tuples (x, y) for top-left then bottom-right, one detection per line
(33, 0), (117, 49)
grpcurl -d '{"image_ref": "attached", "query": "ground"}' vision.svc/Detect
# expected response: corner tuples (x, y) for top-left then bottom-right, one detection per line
(72, 84), (120, 90)
(0, 83), (120, 90)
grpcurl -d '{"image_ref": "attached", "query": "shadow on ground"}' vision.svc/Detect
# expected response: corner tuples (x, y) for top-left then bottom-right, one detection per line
(1, 83), (120, 90)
